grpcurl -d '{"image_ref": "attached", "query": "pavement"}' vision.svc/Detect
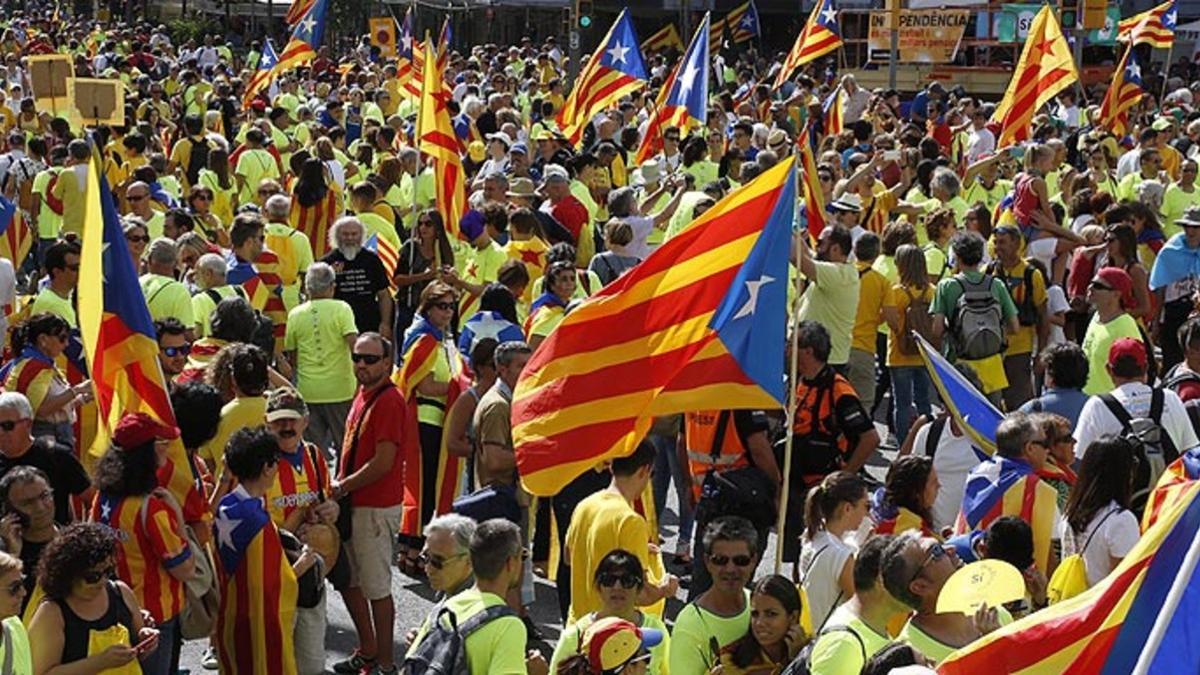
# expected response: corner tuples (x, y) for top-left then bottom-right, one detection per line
(178, 420), (898, 673)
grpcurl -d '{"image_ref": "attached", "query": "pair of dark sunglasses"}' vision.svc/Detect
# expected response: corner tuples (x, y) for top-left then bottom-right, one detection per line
(597, 573), (643, 589)
(82, 565), (116, 584)
(709, 554), (754, 568)
(162, 344), (192, 358)
(351, 353), (384, 365)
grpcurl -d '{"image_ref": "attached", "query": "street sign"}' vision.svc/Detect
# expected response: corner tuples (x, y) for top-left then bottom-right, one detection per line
(569, 30), (580, 50)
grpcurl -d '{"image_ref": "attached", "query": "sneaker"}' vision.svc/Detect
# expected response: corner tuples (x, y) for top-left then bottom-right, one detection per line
(201, 647), (219, 671)
(332, 652), (376, 674)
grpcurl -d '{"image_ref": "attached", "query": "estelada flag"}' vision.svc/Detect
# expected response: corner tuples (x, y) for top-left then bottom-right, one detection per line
(512, 158), (795, 496)
(954, 455), (1058, 574)
(556, 9), (648, 148)
(1099, 44), (1146, 137)
(1143, 446), (1200, 531)
(1118, 0), (1177, 49)
(213, 488), (298, 674)
(939, 476), (1200, 674)
(641, 23), (684, 54)
(990, 4), (1078, 147)
(634, 14), (710, 166)
(0, 193), (31, 270)
(775, 0), (843, 88)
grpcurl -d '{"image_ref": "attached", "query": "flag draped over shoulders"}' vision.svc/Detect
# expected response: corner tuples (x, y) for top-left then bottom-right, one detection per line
(955, 456), (1057, 573)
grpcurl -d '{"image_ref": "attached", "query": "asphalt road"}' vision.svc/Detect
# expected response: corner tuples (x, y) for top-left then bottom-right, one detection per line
(178, 422), (897, 673)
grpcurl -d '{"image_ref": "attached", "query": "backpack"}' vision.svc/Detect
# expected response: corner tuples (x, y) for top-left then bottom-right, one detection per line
(403, 602), (516, 675)
(184, 136), (213, 187)
(898, 286), (937, 356)
(950, 273), (1005, 360)
(989, 260), (1040, 327)
(782, 625), (866, 675)
(1047, 510), (1117, 604)
(1099, 389), (1178, 516)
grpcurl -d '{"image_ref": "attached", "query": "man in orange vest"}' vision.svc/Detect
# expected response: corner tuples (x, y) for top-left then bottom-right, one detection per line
(681, 408), (779, 599)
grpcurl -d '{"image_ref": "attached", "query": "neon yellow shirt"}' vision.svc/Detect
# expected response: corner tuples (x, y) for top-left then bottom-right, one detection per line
(30, 288), (76, 327)
(284, 298), (357, 404)
(200, 396), (268, 469)
(139, 274), (195, 327)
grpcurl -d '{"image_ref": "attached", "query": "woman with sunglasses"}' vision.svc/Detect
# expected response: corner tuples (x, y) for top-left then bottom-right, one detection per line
(197, 147), (236, 229)
(713, 575), (807, 675)
(90, 413), (195, 675)
(396, 281), (464, 576)
(29, 522), (159, 675)
(1029, 412), (1077, 510)
(186, 184), (227, 248)
(525, 261), (576, 352)
(552, 552), (668, 675)
(122, 219), (150, 270)
(1061, 435), (1140, 589)
(0, 550), (30, 672)
(394, 209), (455, 339)
(0, 313), (91, 449)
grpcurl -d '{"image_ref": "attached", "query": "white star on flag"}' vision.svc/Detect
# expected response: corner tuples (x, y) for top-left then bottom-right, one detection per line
(466, 312), (512, 343)
(821, 6), (837, 24)
(300, 15), (317, 37)
(740, 15), (755, 30)
(100, 500), (112, 520)
(678, 58), (701, 100)
(733, 274), (775, 320)
(216, 510), (243, 551)
(607, 41), (629, 65)
(1127, 61), (1141, 81)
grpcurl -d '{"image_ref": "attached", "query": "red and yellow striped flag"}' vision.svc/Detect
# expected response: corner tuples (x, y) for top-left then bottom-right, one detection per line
(797, 127), (827, 241)
(1099, 44), (1146, 137)
(1118, 0), (1177, 49)
(641, 23), (684, 54)
(512, 158), (796, 496)
(556, 9), (649, 148)
(273, 0), (328, 78)
(417, 39), (465, 240)
(775, 0), (843, 88)
(991, 4), (1078, 147)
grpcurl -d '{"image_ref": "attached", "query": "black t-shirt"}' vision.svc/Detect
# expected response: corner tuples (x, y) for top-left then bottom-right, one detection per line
(0, 438), (91, 524)
(322, 248), (389, 333)
(19, 537), (46, 612)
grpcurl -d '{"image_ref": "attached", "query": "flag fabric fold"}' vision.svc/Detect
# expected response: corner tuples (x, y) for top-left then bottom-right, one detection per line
(634, 15), (710, 166)
(797, 127), (827, 241)
(1099, 45), (1145, 137)
(1143, 446), (1200, 530)
(284, 0), (313, 26)
(512, 158), (796, 496)
(726, 0), (762, 43)
(1118, 0), (1177, 49)
(990, 4), (1079, 146)
(273, 0), (328, 77)
(417, 38), (466, 241)
(243, 39), (279, 109)
(642, 23), (684, 54)
(916, 334), (1003, 457)
(954, 454), (1058, 573)
(0, 193), (31, 271)
(364, 233), (399, 294)
(556, 9), (648, 148)
(775, 0), (843, 88)
(822, 87), (844, 136)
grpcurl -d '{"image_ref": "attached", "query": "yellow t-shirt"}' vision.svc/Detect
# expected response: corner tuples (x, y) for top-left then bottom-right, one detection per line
(200, 396), (268, 469)
(852, 263), (889, 353)
(459, 241), (510, 319)
(139, 274), (195, 327)
(993, 259), (1047, 356)
(0, 616), (32, 673)
(552, 612), (669, 675)
(198, 169), (235, 227)
(669, 589), (751, 675)
(1161, 184), (1200, 240)
(808, 605), (893, 675)
(30, 288), (76, 327)
(235, 148), (280, 204)
(405, 588), (527, 674)
(898, 606), (1013, 666)
(797, 260), (860, 366)
(884, 283), (936, 367)
(564, 491), (663, 624)
(192, 285), (246, 337)
(50, 164), (88, 236)
(32, 168), (62, 239)
(283, 298), (358, 404)
(358, 211), (401, 250)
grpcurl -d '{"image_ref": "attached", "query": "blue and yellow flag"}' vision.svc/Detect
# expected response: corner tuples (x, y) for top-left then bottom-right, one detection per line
(917, 334), (1003, 456)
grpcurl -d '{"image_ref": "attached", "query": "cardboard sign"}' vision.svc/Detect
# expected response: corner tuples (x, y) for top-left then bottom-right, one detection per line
(28, 54), (72, 113)
(67, 78), (124, 126)
(868, 10), (970, 63)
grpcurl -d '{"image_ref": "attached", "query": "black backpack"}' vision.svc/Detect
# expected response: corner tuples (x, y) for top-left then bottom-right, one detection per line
(1099, 389), (1179, 516)
(781, 625), (866, 675)
(403, 602), (516, 674)
(185, 136), (213, 187)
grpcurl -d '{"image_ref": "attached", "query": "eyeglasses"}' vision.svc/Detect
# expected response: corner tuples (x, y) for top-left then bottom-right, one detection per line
(5, 576), (23, 597)
(127, 194), (147, 202)
(907, 543), (946, 587)
(708, 554), (754, 568)
(418, 551), (467, 570)
(82, 565), (116, 584)
(429, 301), (455, 311)
(162, 344), (192, 358)
(1056, 434), (1076, 445)
(1090, 281), (1113, 291)
(351, 353), (384, 365)
(598, 573), (643, 589)
(0, 420), (23, 432)
(126, 234), (150, 243)
(418, 219), (434, 227)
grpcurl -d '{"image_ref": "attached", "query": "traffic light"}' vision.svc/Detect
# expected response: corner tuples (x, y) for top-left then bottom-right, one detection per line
(1082, 0), (1107, 30)
(576, 0), (593, 28)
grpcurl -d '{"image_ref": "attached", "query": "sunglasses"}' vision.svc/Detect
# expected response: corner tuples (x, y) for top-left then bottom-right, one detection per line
(127, 194), (147, 202)
(0, 420), (22, 431)
(709, 554), (754, 568)
(598, 573), (643, 589)
(126, 235), (150, 243)
(82, 565), (116, 584)
(1090, 281), (1114, 291)
(418, 551), (467, 570)
(1056, 434), (1076, 445)
(162, 344), (192, 358)
(907, 543), (946, 587)
(5, 576), (22, 597)
(351, 353), (384, 365)
(429, 301), (455, 311)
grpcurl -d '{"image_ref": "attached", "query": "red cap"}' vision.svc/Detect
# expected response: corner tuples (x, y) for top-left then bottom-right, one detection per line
(1108, 337), (1147, 369)
(113, 412), (179, 450)
(1095, 267), (1135, 310)
(250, 99), (267, 113)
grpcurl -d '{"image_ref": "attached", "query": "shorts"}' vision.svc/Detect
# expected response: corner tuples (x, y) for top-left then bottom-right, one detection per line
(346, 505), (402, 601)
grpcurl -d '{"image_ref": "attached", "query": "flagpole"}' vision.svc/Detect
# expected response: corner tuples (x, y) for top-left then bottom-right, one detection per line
(1131, 500), (1200, 674)
(774, 220), (803, 575)
(1159, 42), (1174, 103)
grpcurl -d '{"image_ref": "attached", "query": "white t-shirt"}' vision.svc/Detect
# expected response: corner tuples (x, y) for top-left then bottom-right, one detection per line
(0, 258), (14, 352)
(966, 127), (995, 163)
(623, 215), (656, 261)
(913, 419), (982, 533)
(1059, 502), (1139, 586)
(1074, 383), (1200, 462)
(1046, 285), (1069, 347)
(799, 530), (855, 631)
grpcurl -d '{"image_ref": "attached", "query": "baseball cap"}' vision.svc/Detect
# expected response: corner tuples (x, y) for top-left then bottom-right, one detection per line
(581, 617), (663, 673)
(1092, 267), (1135, 309)
(460, 209), (486, 241)
(509, 142), (528, 156)
(266, 388), (308, 422)
(543, 164), (569, 184)
(1108, 337), (1147, 370)
(113, 412), (180, 449)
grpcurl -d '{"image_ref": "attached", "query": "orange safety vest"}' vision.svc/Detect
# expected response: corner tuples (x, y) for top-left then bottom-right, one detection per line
(791, 369), (859, 485)
(684, 410), (750, 501)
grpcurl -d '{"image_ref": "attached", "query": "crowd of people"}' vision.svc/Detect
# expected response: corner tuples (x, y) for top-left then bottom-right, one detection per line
(0, 5), (1195, 675)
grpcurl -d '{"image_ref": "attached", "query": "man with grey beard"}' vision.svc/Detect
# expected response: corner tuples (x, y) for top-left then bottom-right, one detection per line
(320, 216), (393, 338)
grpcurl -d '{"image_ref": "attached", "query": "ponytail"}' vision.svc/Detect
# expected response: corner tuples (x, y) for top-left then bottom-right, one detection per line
(803, 471), (868, 540)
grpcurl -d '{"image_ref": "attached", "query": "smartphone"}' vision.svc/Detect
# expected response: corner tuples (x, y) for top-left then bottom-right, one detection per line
(1, 503), (29, 529)
(883, 150), (902, 162)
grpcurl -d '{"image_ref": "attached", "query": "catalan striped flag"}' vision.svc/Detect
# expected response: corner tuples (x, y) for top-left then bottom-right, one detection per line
(634, 14), (710, 166)
(394, 316), (442, 401)
(523, 292), (568, 340)
(797, 127), (827, 241)
(0, 193), (30, 270)
(242, 39), (278, 110)
(410, 19), (452, 100)
(991, 5), (1078, 147)
(78, 145), (204, 523)
(775, 0), (843, 88)
(822, 87), (844, 136)
(213, 488), (298, 675)
(725, 0), (762, 43)
(0, 346), (57, 414)
(1099, 45), (1146, 137)
(284, 0), (313, 26)
(246, 250), (288, 352)
(417, 39), (466, 241)
(709, 16), (727, 55)
(364, 233), (399, 294)
(556, 9), (649, 148)
(1119, 0), (1176, 49)
(641, 23), (684, 54)
(512, 158), (795, 496)
(916, 334), (1003, 457)
(288, 189), (341, 260)
(93, 493), (190, 625)
(1143, 446), (1200, 530)
(870, 490), (936, 538)
(395, 7), (418, 100)
(273, 0), (328, 78)
(954, 456), (1058, 573)
(940, 478), (1200, 674)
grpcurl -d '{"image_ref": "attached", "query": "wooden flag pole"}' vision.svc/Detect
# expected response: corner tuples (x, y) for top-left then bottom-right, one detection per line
(1159, 42), (1175, 104)
(773, 223), (804, 575)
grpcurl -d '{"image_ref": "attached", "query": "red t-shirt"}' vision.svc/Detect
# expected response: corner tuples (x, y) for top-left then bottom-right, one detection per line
(339, 383), (413, 508)
(550, 196), (589, 243)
